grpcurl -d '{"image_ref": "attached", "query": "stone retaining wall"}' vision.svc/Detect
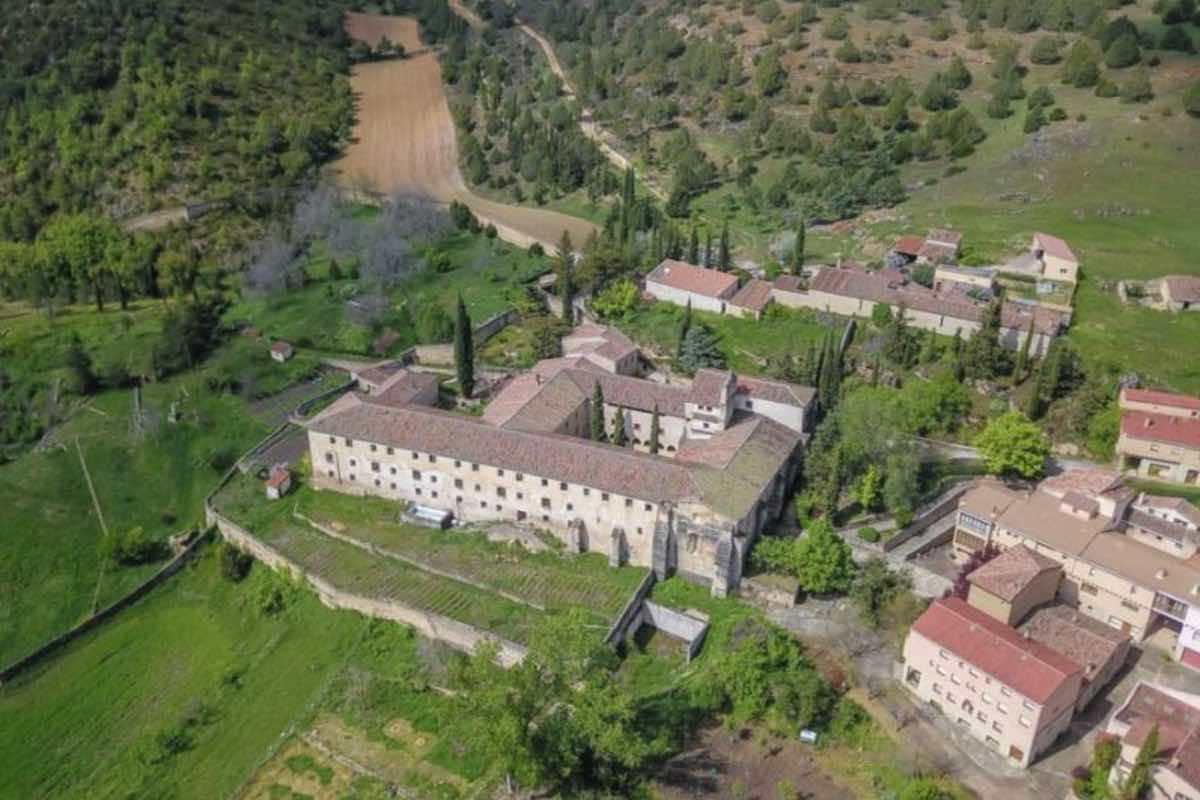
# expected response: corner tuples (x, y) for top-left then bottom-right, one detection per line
(882, 482), (975, 554)
(208, 509), (528, 666)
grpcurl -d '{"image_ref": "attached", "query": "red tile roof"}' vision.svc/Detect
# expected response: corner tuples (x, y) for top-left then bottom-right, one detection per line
(773, 274), (805, 292)
(1163, 276), (1200, 304)
(735, 375), (816, 408)
(689, 369), (734, 407)
(966, 545), (1062, 602)
(647, 259), (739, 299)
(911, 597), (1081, 705)
(1121, 411), (1200, 450)
(1018, 604), (1127, 683)
(270, 341), (293, 354)
(1033, 232), (1078, 264)
(729, 279), (774, 313)
(1123, 388), (1200, 412)
(1114, 683), (1200, 790)
(1039, 469), (1124, 497)
(893, 235), (926, 257)
(267, 467), (291, 488)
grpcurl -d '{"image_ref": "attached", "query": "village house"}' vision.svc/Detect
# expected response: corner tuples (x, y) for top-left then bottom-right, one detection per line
(901, 544), (1130, 767)
(949, 469), (1200, 670)
(265, 466), (292, 500)
(770, 263), (1068, 357)
(890, 229), (964, 266)
(560, 323), (640, 375)
(1159, 276), (1200, 312)
(1103, 682), (1200, 800)
(645, 259), (740, 314)
(270, 340), (294, 362)
(303, 347), (815, 596)
(1117, 388), (1200, 486)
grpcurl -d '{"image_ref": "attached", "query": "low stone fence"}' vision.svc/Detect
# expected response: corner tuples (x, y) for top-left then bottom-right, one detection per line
(882, 481), (974, 554)
(0, 529), (206, 685)
(473, 308), (519, 344)
(208, 509), (528, 667)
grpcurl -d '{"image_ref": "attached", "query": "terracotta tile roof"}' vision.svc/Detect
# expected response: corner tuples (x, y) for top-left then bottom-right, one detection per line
(271, 341), (293, 354)
(681, 413), (802, 519)
(1126, 508), (1200, 548)
(959, 483), (1021, 521)
(729, 279), (774, 313)
(1059, 491), (1100, 516)
(688, 369), (734, 407)
(966, 544), (1062, 602)
(1018, 604), (1127, 683)
(1080, 530), (1200, 601)
(893, 235), (926, 257)
(562, 323), (638, 364)
(1122, 388), (1200, 412)
(1039, 469), (1124, 497)
(1163, 275), (1200, 304)
(773, 274), (804, 292)
(647, 259), (739, 299)
(1121, 410), (1200, 450)
(1033, 232), (1078, 264)
(917, 241), (958, 263)
(1114, 683), (1200, 791)
(911, 597), (1081, 705)
(310, 396), (701, 504)
(1139, 495), (1200, 528)
(371, 370), (439, 408)
(266, 467), (291, 488)
(735, 375), (816, 408)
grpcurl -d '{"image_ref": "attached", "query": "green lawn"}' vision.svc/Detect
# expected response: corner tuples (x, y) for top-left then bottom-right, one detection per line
(0, 543), (486, 799)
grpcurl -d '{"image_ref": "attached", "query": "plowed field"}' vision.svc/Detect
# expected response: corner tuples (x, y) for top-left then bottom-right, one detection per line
(333, 13), (596, 252)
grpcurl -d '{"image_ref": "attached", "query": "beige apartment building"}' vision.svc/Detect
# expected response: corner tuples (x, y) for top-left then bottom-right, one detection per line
(1117, 387), (1200, 486)
(902, 596), (1083, 767)
(306, 350), (814, 596)
(950, 470), (1200, 669)
(1104, 682), (1200, 800)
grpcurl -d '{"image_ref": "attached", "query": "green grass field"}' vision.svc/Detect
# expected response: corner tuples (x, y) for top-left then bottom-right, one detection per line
(0, 543), (486, 799)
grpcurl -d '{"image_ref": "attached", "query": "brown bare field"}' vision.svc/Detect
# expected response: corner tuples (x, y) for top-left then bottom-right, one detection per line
(333, 13), (596, 252)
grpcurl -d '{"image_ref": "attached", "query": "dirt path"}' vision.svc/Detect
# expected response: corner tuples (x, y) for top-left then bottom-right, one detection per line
(332, 13), (596, 254)
(514, 20), (668, 202)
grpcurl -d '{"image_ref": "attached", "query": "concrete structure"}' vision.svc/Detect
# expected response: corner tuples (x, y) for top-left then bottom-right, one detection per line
(934, 265), (996, 294)
(265, 466), (292, 500)
(1031, 232), (1080, 284)
(1118, 388), (1200, 486)
(950, 470), (1200, 668)
(645, 259), (739, 315)
(917, 229), (964, 265)
(304, 354), (814, 597)
(902, 596), (1083, 767)
(270, 341), (294, 362)
(1103, 682), (1200, 799)
(769, 265), (1068, 357)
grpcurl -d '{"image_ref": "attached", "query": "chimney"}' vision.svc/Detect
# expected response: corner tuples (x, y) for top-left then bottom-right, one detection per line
(1144, 418), (1154, 428)
(1156, 568), (1167, 580)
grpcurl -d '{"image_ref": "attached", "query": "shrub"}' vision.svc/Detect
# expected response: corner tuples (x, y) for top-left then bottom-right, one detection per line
(1162, 26), (1196, 53)
(1105, 33), (1141, 68)
(858, 526), (881, 543)
(1186, 80), (1200, 117)
(106, 526), (167, 566)
(220, 542), (253, 582)
(1031, 37), (1063, 65)
(1049, 107), (1068, 121)
(1095, 77), (1119, 97)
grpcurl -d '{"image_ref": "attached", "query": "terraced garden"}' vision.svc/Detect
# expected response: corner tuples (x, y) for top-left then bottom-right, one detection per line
(293, 487), (648, 618)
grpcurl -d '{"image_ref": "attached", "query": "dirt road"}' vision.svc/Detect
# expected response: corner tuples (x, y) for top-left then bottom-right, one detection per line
(332, 13), (596, 253)
(514, 20), (668, 201)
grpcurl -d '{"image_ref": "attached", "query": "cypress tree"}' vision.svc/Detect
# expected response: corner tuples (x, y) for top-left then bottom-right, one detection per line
(1024, 367), (1044, 420)
(649, 404), (661, 454)
(610, 408), (627, 446)
(718, 222), (731, 271)
(792, 219), (806, 273)
(558, 230), (575, 324)
(703, 230), (713, 267)
(1014, 317), (1035, 382)
(688, 226), (700, 265)
(590, 382), (607, 441)
(454, 293), (475, 400)
(678, 299), (693, 356)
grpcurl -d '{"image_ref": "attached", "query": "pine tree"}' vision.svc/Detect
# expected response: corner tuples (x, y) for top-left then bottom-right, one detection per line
(703, 230), (713, 267)
(454, 293), (475, 400)
(590, 382), (607, 442)
(688, 226), (700, 264)
(649, 404), (661, 454)
(792, 219), (806, 273)
(718, 222), (731, 271)
(1014, 317), (1035, 382)
(677, 299), (693, 357)
(610, 408), (627, 446)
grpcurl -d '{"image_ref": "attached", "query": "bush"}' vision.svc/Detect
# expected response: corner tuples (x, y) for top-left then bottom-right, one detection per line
(1049, 107), (1068, 121)
(106, 526), (167, 566)
(858, 526), (881, 543)
(1186, 80), (1200, 117)
(1095, 77), (1119, 97)
(1105, 33), (1141, 68)
(1031, 37), (1063, 65)
(220, 542), (253, 582)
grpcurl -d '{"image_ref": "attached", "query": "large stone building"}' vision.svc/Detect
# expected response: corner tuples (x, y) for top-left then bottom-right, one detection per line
(949, 469), (1200, 669)
(1117, 387), (1200, 486)
(902, 544), (1130, 768)
(304, 348), (815, 597)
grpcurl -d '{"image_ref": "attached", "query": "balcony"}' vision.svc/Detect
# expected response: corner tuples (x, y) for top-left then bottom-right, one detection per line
(953, 528), (989, 553)
(1153, 593), (1190, 622)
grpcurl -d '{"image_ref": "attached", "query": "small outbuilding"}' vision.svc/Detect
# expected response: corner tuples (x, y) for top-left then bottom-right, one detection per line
(270, 341), (295, 362)
(266, 466), (292, 500)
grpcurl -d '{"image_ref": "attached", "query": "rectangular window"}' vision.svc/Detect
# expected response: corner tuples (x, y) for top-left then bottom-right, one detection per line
(370, 444), (377, 452)
(428, 455), (436, 463)
(1018, 716), (1031, 728)
(412, 470), (421, 480)
(566, 503), (573, 512)
(1022, 700), (1034, 711)
(497, 487), (507, 499)
(583, 488), (590, 496)
(497, 469), (505, 477)
(374, 479), (381, 487)
(932, 683), (942, 695)
(455, 460), (461, 468)
(345, 438), (353, 446)
(541, 498), (551, 509)
(1081, 581), (1099, 596)
(516, 473), (523, 482)
(329, 436), (336, 444)
(542, 478), (549, 486)
(349, 459), (357, 467)
(560, 482), (568, 491)
(602, 492), (609, 501)
(371, 462), (380, 473)
(328, 470), (334, 478)
(1121, 599), (1140, 612)
(644, 503), (652, 512)
(998, 703), (1009, 714)
(455, 478), (463, 489)
(325, 453), (334, 463)
(480, 501), (487, 508)
(472, 463), (479, 472)
(390, 466), (397, 475)
(412, 451), (419, 459)
(387, 447), (394, 455)
(390, 482), (396, 490)
(625, 498), (633, 508)
(415, 488), (422, 496)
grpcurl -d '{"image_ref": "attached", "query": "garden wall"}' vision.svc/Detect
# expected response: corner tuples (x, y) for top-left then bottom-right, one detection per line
(208, 509), (528, 667)
(882, 481), (974, 554)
